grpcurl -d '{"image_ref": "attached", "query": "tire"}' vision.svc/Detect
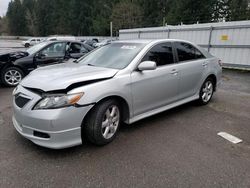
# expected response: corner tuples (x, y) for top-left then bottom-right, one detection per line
(1, 67), (24, 87)
(83, 99), (121, 145)
(197, 78), (214, 105)
(25, 43), (30, 48)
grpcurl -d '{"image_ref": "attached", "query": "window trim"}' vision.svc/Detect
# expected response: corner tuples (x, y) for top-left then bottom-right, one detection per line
(173, 42), (206, 64)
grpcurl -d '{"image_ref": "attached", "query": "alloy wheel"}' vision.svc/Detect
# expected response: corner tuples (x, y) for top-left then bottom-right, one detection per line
(201, 80), (213, 103)
(4, 70), (22, 86)
(101, 105), (120, 139)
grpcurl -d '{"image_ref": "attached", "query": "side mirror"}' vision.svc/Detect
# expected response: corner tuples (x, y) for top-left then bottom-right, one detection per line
(138, 61), (156, 71)
(35, 53), (47, 59)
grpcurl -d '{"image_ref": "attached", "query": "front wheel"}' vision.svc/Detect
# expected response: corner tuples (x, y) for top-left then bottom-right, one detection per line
(83, 99), (121, 145)
(1, 67), (24, 87)
(25, 43), (30, 48)
(197, 78), (214, 105)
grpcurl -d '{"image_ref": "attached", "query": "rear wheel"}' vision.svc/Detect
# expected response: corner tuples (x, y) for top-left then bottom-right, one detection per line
(25, 43), (30, 48)
(1, 67), (24, 87)
(83, 99), (121, 145)
(197, 78), (214, 105)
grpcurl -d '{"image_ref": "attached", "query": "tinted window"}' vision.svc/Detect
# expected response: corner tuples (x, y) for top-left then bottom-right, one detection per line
(175, 42), (205, 62)
(141, 43), (174, 66)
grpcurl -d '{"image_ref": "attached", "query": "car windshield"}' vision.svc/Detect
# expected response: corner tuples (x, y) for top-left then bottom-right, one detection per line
(26, 42), (49, 55)
(78, 43), (146, 69)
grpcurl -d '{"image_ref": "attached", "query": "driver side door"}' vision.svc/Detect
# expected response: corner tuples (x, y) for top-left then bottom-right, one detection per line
(131, 42), (179, 117)
(35, 42), (67, 67)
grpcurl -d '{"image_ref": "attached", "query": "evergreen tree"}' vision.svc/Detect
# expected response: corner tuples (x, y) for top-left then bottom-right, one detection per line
(228, 0), (249, 21)
(166, 0), (216, 24)
(6, 0), (28, 35)
(111, 1), (143, 32)
(4, 0), (250, 36)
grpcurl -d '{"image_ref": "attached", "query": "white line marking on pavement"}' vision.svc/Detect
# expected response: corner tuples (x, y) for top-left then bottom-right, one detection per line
(217, 132), (243, 144)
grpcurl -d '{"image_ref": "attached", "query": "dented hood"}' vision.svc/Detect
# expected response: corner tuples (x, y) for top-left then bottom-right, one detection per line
(20, 62), (118, 92)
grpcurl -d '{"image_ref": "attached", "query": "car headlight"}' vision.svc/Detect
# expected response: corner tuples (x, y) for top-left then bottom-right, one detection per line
(33, 92), (84, 110)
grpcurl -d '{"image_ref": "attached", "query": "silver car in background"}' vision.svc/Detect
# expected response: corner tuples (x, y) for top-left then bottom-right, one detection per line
(12, 39), (222, 149)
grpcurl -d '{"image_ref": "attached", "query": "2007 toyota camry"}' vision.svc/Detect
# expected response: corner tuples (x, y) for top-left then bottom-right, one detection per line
(12, 39), (222, 149)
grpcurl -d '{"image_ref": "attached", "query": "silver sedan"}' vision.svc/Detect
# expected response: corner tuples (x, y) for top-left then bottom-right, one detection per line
(12, 39), (222, 149)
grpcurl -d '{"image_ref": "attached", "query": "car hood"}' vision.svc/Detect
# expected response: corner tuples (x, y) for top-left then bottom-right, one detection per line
(0, 50), (28, 57)
(20, 62), (118, 92)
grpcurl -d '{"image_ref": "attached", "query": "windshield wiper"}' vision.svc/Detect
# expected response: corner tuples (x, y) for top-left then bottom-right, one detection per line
(87, 63), (95, 67)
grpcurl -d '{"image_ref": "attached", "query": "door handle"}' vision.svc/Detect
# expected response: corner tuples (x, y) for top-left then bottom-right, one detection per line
(202, 62), (208, 67)
(170, 69), (178, 75)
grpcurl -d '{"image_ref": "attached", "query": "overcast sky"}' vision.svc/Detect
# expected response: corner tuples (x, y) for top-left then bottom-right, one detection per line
(0, 0), (11, 16)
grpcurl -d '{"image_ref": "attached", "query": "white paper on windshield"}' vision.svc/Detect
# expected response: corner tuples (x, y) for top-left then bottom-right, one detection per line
(121, 45), (137, 50)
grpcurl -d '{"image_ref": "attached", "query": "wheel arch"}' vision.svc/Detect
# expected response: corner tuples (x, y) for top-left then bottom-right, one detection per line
(83, 95), (130, 125)
(206, 74), (217, 91)
(1, 63), (26, 74)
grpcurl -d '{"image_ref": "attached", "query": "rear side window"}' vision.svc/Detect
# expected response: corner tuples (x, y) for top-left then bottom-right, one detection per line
(141, 42), (174, 66)
(175, 42), (205, 62)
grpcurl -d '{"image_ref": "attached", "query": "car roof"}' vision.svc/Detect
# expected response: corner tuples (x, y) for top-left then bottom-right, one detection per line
(43, 40), (82, 44)
(116, 39), (196, 44)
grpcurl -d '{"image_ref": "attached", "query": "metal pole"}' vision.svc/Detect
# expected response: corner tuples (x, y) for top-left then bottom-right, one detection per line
(110, 22), (113, 39)
(208, 26), (213, 52)
(168, 29), (171, 39)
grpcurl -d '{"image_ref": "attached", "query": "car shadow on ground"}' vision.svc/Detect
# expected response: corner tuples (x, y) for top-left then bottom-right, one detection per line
(16, 100), (207, 158)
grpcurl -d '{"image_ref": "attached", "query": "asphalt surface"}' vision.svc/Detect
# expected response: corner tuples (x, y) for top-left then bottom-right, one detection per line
(0, 40), (25, 53)
(0, 68), (250, 187)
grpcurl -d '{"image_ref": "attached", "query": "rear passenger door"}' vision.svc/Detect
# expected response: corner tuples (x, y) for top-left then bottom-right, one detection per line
(174, 42), (207, 99)
(131, 42), (179, 116)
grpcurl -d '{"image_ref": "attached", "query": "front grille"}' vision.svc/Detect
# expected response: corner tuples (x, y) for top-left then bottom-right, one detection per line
(15, 94), (30, 108)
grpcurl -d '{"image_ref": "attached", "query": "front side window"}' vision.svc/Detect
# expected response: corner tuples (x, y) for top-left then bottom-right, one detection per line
(141, 42), (174, 66)
(175, 42), (205, 62)
(26, 42), (49, 55)
(40, 42), (66, 57)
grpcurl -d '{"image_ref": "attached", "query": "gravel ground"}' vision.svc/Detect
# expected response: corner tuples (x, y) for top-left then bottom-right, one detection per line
(0, 40), (25, 53)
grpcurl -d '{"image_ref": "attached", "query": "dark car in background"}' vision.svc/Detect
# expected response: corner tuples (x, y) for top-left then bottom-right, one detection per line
(0, 41), (93, 87)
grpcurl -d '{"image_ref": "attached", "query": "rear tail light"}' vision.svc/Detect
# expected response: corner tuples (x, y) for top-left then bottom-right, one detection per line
(218, 59), (223, 67)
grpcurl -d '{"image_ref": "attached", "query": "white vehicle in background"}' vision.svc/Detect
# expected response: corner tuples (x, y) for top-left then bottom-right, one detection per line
(22, 38), (43, 48)
(46, 36), (76, 41)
